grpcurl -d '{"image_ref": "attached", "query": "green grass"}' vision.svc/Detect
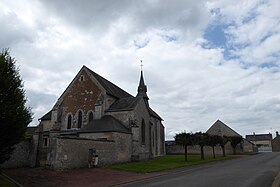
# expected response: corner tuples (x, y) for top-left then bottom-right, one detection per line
(110, 155), (233, 173)
(0, 175), (16, 187)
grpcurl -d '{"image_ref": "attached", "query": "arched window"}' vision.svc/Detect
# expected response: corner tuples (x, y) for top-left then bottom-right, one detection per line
(67, 115), (72, 129)
(78, 111), (83, 128)
(141, 119), (145, 144)
(88, 111), (94, 123)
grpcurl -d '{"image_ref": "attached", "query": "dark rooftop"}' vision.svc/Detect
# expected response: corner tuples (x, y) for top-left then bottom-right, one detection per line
(85, 66), (133, 99)
(106, 97), (141, 112)
(80, 115), (131, 134)
(40, 110), (52, 121)
(246, 134), (272, 141)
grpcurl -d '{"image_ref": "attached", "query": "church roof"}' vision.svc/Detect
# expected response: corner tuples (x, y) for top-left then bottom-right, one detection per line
(106, 97), (141, 112)
(137, 70), (149, 99)
(148, 107), (163, 120)
(40, 110), (52, 121)
(80, 115), (131, 134)
(206, 120), (241, 137)
(85, 66), (133, 99)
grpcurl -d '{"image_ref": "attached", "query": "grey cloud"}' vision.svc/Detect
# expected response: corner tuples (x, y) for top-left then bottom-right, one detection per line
(39, 0), (211, 40)
(0, 12), (34, 48)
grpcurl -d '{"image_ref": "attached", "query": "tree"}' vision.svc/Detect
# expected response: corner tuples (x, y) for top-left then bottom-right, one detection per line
(229, 136), (243, 155)
(175, 132), (194, 161)
(207, 135), (220, 158)
(0, 49), (32, 164)
(193, 132), (209, 160)
(217, 136), (229, 157)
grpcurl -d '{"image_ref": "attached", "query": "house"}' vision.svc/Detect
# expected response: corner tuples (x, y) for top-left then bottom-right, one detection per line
(36, 65), (165, 169)
(246, 133), (272, 152)
(272, 131), (280, 152)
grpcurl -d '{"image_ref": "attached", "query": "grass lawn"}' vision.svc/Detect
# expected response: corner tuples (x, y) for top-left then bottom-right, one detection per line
(110, 154), (233, 173)
(0, 174), (17, 187)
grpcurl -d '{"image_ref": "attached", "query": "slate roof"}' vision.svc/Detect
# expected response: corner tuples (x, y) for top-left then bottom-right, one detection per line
(85, 66), (133, 99)
(80, 115), (131, 134)
(106, 97), (141, 112)
(246, 134), (272, 141)
(206, 120), (241, 137)
(106, 97), (163, 120)
(40, 110), (52, 121)
(148, 108), (163, 120)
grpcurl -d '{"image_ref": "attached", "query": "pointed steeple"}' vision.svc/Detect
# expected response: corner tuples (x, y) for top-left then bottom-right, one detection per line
(137, 70), (149, 100)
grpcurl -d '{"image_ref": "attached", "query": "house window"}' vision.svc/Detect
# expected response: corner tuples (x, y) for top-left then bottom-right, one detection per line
(80, 75), (84, 81)
(67, 115), (72, 129)
(141, 119), (145, 144)
(88, 111), (94, 123)
(78, 111), (83, 128)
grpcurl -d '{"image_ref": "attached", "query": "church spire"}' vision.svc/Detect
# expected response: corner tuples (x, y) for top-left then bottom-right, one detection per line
(137, 61), (149, 100)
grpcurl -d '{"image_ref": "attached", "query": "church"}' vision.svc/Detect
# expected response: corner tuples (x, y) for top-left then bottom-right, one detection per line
(36, 65), (165, 169)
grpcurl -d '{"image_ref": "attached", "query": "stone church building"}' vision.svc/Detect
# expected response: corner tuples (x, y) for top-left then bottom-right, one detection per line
(36, 66), (165, 169)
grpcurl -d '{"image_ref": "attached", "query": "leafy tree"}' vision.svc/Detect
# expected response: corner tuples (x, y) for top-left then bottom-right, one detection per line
(207, 135), (220, 158)
(0, 49), (32, 164)
(217, 136), (229, 157)
(193, 132), (209, 160)
(228, 136), (243, 155)
(175, 132), (194, 161)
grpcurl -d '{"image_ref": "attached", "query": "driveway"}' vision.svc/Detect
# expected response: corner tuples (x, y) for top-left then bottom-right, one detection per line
(120, 152), (280, 187)
(2, 167), (155, 187)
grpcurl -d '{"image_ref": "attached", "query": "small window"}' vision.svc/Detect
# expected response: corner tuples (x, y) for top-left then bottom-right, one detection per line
(67, 115), (72, 129)
(80, 75), (84, 81)
(78, 111), (83, 128)
(141, 119), (145, 144)
(88, 111), (94, 123)
(44, 138), (48, 147)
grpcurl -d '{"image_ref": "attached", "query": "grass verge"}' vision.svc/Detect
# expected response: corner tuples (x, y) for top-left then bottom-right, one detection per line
(110, 155), (233, 173)
(0, 174), (17, 187)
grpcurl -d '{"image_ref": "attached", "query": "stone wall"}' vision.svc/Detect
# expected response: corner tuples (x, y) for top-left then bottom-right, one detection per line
(46, 136), (130, 169)
(0, 136), (38, 168)
(166, 141), (249, 156)
(79, 132), (132, 163)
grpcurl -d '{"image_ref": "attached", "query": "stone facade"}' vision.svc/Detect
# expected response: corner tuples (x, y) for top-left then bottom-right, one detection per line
(35, 66), (165, 169)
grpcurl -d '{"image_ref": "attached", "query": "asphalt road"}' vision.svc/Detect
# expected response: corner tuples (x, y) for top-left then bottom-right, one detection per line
(119, 152), (280, 187)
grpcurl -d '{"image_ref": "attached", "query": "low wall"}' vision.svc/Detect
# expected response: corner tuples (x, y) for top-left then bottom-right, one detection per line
(46, 137), (128, 169)
(0, 136), (38, 168)
(166, 142), (246, 156)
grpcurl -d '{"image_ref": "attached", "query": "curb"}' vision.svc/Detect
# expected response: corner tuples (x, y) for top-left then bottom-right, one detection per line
(0, 171), (23, 187)
(272, 172), (280, 187)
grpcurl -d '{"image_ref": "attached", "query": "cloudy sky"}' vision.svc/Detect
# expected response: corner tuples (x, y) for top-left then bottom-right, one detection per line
(1, 0), (279, 140)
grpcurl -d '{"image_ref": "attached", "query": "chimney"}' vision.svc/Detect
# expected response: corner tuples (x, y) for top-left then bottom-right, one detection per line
(276, 131), (279, 137)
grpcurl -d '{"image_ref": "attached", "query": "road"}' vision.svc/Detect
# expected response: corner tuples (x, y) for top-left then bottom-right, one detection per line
(119, 152), (280, 187)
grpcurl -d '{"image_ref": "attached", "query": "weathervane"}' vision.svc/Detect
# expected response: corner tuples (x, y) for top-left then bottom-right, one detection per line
(140, 60), (143, 71)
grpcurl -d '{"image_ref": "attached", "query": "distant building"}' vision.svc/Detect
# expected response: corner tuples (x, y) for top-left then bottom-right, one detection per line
(207, 120), (253, 153)
(166, 120), (254, 155)
(246, 133), (272, 152)
(272, 131), (280, 152)
(206, 119), (241, 137)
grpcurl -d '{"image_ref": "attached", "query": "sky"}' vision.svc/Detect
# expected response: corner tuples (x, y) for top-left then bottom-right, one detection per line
(0, 0), (279, 140)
